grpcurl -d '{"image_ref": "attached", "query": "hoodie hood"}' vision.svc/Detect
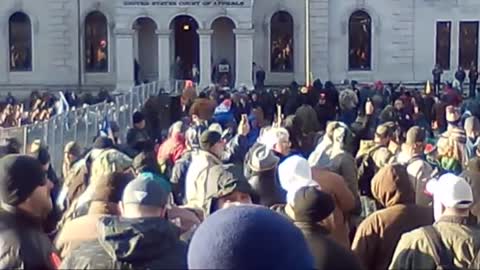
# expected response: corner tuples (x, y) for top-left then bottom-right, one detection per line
(371, 165), (415, 207)
(97, 216), (182, 263)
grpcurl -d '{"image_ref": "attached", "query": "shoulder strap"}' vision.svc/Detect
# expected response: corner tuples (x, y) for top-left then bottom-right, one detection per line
(423, 226), (456, 270)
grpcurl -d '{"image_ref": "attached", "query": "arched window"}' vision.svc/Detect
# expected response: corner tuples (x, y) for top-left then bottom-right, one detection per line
(9, 12), (32, 72)
(271, 11), (294, 72)
(85, 11), (108, 72)
(348, 10), (372, 70)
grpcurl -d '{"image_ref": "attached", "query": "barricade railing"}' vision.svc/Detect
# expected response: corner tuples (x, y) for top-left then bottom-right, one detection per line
(0, 81), (161, 173)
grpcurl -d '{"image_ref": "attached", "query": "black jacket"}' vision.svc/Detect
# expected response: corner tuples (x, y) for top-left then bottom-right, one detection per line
(455, 70), (466, 82)
(60, 216), (187, 269)
(295, 222), (364, 270)
(0, 206), (58, 269)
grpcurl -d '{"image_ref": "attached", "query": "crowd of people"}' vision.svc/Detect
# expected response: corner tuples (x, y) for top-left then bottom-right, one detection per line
(1, 75), (480, 269)
(0, 90), (114, 128)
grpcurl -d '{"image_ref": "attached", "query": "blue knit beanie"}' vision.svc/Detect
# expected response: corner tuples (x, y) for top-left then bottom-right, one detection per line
(188, 205), (315, 269)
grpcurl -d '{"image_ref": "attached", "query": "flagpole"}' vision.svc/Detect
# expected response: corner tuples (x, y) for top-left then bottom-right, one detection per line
(305, 0), (311, 86)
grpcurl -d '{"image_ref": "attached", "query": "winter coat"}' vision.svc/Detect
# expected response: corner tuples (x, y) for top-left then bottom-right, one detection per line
(328, 150), (361, 215)
(60, 216), (187, 269)
(55, 202), (117, 258)
(390, 216), (480, 270)
(0, 206), (59, 269)
(156, 133), (186, 167)
(395, 153), (436, 207)
(437, 125), (468, 173)
(432, 68), (443, 82)
(295, 222), (363, 270)
(170, 150), (192, 205)
(351, 165), (434, 270)
(126, 127), (151, 153)
(456, 70), (466, 82)
(432, 101), (448, 132)
(311, 168), (355, 248)
(185, 149), (223, 209)
(461, 157), (480, 220)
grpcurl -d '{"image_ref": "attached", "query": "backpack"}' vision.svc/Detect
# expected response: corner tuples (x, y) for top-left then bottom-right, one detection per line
(356, 143), (383, 198)
(423, 225), (480, 270)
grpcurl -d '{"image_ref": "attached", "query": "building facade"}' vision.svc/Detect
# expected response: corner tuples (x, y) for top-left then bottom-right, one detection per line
(1, 0), (480, 92)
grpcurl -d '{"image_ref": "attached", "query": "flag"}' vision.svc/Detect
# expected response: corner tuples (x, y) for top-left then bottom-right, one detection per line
(98, 115), (111, 138)
(58, 91), (70, 114)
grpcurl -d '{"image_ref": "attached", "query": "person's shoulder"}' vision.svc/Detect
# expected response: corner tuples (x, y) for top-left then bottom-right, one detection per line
(61, 240), (111, 269)
(398, 225), (430, 245)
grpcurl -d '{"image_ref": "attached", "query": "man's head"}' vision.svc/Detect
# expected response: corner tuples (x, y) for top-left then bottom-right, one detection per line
(200, 130), (225, 158)
(464, 116), (480, 140)
(375, 122), (396, 146)
(120, 176), (169, 219)
(394, 99), (404, 111)
(446, 106), (461, 126)
(263, 128), (291, 156)
(64, 141), (81, 163)
(90, 172), (132, 215)
(132, 111), (146, 129)
(404, 126), (426, 155)
(31, 147), (51, 172)
(426, 174), (473, 221)
(208, 165), (253, 215)
(0, 155), (53, 220)
(292, 186), (335, 224)
(278, 156), (318, 205)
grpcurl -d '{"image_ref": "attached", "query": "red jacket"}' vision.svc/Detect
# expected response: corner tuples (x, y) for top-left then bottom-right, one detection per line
(157, 133), (186, 165)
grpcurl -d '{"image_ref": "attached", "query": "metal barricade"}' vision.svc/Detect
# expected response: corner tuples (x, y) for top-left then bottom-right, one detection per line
(0, 81), (160, 173)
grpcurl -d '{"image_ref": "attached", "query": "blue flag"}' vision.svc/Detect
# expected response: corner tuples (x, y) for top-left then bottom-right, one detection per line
(98, 115), (111, 138)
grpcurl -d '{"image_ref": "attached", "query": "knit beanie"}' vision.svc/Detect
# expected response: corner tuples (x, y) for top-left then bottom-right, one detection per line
(293, 186), (335, 223)
(0, 155), (46, 206)
(132, 111), (145, 124)
(188, 205), (315, 269)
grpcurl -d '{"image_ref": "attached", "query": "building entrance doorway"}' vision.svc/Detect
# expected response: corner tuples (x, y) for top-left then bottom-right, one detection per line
(211, 17), (236, 87)
(170, 15), (199, 81)
(133, 17), (158, 84)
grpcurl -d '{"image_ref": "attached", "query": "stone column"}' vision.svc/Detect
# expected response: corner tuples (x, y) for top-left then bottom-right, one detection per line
(0, 20), (9, 83)
(156, 29), (172, 91)
(234, 28), (255, 89)
(114, 28), (134, 91)
(197, 29), (214, 89)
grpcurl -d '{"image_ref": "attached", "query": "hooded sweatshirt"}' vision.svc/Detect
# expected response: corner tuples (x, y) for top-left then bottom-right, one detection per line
(351, 165), (433, 270)
(59, 216), (187, 269)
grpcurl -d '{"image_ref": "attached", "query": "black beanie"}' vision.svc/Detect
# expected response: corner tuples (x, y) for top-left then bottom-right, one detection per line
(132, 111), (145, 124)
(0, 155), (46, 206)
(293, 186), (335, 223)
(31, 148), (51, 166)
(199, 130), (222, 151)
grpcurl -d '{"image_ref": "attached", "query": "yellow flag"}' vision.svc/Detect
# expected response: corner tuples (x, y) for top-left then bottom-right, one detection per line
(426, 80), (432, 94)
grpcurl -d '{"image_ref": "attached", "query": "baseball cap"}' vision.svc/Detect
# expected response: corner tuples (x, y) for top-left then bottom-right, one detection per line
(405, 126), (426, 146)
(199, 130), (222, 150)
(426, 174), (473, 209)
(122, 175), (168, 208)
